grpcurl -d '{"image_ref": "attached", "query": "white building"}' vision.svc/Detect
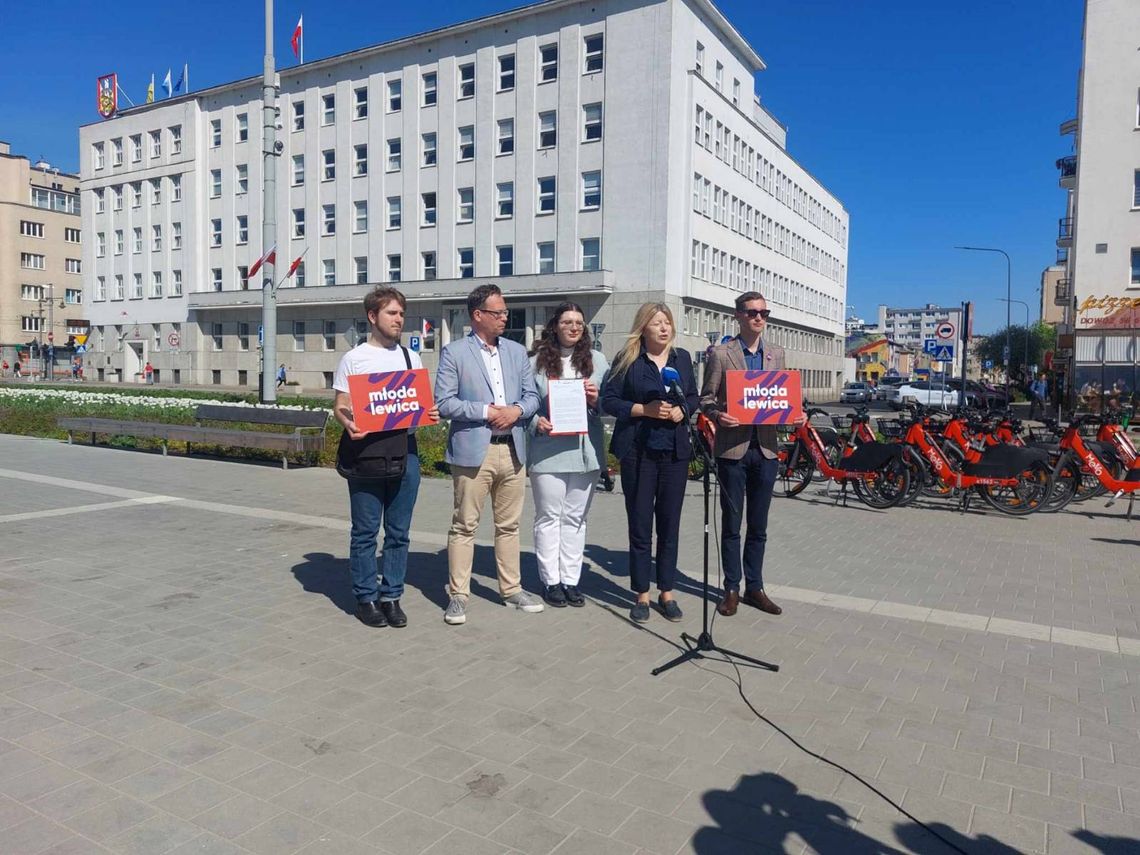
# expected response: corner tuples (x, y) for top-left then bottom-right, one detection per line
(79, 0), (848, 396)
(1060, 0), (1140, 410)
(877, 303), (963, 352)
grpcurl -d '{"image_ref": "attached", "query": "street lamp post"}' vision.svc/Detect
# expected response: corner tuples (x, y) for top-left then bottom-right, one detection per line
(998, 297), (1030, 383)
(955, 246), (1011, 401)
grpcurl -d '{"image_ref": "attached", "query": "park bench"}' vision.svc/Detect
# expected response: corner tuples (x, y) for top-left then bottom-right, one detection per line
(58, 403), (329, 469)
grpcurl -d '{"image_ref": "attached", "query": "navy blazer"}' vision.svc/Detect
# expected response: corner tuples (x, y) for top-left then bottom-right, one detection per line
(602, 347), (699, 461)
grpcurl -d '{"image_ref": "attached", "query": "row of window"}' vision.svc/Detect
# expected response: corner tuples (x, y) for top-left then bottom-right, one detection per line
(19, 252), (81, 272)
(18, 285), (82, 303)
(694, 43), (743, 108)
(30, 187), (80, 215)
(694, 104), (847, 247)
(93, 176), (183, 213)
(679, 305), (841, 362)
(93, 271), (183, 301)
(689, 240), (841, 322)
(93, 126), (182, 170)
(95, 223), (184, 257)
(692, 172), (845, 285)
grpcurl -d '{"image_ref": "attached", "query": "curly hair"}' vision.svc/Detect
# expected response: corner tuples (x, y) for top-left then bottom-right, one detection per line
(532, 302), (594, 379)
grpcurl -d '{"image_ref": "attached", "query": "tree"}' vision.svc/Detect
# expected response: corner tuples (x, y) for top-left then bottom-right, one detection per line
(974, 322), (1056, 384)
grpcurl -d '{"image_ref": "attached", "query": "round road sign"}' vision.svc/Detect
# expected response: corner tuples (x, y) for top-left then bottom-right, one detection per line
(167, 332), (181, 348)
(935, 321), (955, 340)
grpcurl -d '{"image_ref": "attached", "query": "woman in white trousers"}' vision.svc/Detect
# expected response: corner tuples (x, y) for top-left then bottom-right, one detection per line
(527, 303), (610, 607)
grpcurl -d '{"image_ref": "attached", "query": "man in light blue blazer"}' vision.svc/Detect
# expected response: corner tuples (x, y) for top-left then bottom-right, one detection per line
(434, 284), (542, 626)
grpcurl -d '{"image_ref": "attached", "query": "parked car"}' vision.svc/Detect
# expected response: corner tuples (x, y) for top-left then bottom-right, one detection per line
(889, 380), (983, 410)
(873, 376), (907, 401)
(840, 381), (872, 404)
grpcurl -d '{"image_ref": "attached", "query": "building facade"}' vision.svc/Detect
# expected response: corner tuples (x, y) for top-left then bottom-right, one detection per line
(1061, 0), (1140, 411)
(1039, 263), (1067, 327)
(875, 302), (963, 375)
(0, 142), (87, 374)
(79, 0), (848, 395)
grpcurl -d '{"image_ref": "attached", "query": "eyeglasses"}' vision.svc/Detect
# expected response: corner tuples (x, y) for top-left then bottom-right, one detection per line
(477, 308), (510, 319)
(741, 308), (771, 320)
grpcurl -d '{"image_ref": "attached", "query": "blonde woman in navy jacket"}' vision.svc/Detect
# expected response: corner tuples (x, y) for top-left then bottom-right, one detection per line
(527, 302), (609, 608)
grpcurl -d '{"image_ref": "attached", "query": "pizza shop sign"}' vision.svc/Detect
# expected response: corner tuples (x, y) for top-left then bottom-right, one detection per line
(1076, 294), (1140, 330)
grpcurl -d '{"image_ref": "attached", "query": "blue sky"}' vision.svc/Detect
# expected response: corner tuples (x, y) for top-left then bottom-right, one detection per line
(0, 0), (1083, 334)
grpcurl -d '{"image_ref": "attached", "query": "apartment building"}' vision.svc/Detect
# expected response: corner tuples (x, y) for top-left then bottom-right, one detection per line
(79, 0), (848, 395)
(0, 142), (87, 371)
(876, 302), (963, 369)
(1060, 0), (1140, 410)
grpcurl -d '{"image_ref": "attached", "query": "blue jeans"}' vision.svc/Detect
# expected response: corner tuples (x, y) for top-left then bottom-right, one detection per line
(717, 449), (778, 592)
(348, 450), (421, 603)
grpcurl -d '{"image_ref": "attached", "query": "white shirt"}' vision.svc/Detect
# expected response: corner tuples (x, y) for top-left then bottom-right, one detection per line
(474, 333), (512, 434)
(334, 340), (425, 430)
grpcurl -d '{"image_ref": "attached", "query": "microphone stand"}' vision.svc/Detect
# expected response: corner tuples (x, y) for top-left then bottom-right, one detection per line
(651, 387), (780, 676)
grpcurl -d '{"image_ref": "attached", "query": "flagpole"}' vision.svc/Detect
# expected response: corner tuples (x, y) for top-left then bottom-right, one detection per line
(116, 84), (137, 108)
(274, 246), (308, 293)
(260, 0), (278, 403)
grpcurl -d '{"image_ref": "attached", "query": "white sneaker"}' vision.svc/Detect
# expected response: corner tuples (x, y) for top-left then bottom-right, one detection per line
(503, 591), (544, 613)
(444, 595), (467, 625)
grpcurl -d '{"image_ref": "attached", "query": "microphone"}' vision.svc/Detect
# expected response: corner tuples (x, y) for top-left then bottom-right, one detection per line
(660, 366), (686, 406)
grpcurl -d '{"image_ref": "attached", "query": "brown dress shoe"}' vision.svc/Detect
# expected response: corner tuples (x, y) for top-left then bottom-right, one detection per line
(741, 589), (782, 615)
(717, 590), (739, 616)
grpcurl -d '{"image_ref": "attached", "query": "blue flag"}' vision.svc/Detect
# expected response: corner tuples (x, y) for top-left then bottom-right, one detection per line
(175, 65), (185, 93)
(162, 68), (172, 98)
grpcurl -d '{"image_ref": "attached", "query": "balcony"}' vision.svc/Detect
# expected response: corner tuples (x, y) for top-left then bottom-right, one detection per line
(1056, 155), (1076, 189)
(1057, 217), (1073, 247)
(1056, 247), (1069, 265)
(1060, 117), (1077, 136)
(1054, 278), (1071, 306)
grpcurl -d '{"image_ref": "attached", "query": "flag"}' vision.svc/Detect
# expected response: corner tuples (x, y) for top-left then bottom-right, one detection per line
(422, 319), (434, 337)
(162, 69), (172, 98)
(146, 74), (155, 103)
(175, 64), (185, 93)
(247, 246), (277, 280)
(287, 254), (304, 277)
(291, 15), (303, 62)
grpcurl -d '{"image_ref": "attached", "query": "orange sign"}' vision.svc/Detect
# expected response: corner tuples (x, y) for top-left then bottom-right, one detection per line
(725, 370), (803, 425)
(347, 369), (435, 433)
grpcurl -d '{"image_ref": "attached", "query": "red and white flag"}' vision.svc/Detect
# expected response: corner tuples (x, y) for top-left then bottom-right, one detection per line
(247, 245), (276, 280)
(287, 254), (304, 277)
(291, 15), (303, 62)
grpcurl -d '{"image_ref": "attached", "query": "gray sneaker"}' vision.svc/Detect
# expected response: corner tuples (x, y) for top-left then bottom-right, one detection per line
(503, 590), (545, 613)
(444, 595), (467, 625)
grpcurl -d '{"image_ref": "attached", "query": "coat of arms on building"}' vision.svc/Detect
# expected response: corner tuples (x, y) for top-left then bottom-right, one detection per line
(97, 73), (117, 119)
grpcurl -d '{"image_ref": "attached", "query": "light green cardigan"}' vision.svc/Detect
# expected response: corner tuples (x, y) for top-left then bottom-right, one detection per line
(526, 350), (610, 474)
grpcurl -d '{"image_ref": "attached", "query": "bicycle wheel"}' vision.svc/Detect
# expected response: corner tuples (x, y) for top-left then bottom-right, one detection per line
(687, 454), (707, 482)
(921, 443), (962, 499)
(1043, 452), (1081, 513)
(852, 455), (911, 509)
(780, 443), (814, 497)
(897, 446), (927, 507)
(976, 459), (1053, 516)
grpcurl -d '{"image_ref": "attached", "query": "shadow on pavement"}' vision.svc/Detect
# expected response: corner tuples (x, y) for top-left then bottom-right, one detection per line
(894, 820), (1022, 854)
(1071, 829), (1140, 854)
(291, 552), (356, 614)
(1089, 537), (1140, 548)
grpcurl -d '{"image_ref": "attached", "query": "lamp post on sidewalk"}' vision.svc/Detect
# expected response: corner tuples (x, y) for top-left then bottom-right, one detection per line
(998, 297), (1031, 384)
(955, 246), (1011, 401)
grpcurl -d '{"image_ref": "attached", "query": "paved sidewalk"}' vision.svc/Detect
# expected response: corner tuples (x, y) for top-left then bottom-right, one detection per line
(0, 433), (1138, 854)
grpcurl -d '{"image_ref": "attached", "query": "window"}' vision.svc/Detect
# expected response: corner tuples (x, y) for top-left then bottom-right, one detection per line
(19, 220), (44, 238)
(93, 142), (105, 170)
(1133, 248), (1140, 285)
(422, 133), (437, 166)
(498, 54), (515, 91)
(295, 261), (306, 287)
(114, 229), (123, 255)
(537, 242), (555, 274)
(458, 247), (474, 278)
(458, 62), (475, 99)
(114, 275), (124, 299)
(497, 245), (513, 276)
(323, 320), (336, 351)
(292, 154), (305, 185)
(292, 100), (305, 131)
(382, 80), (398, 114)
(322, 204), (335, 235)
(354, 144), (367, 176)
(132, 227), (142, 253)
(150, 130), (161, 158)
(210, 119), (221, 147)
(387, 196), (401, 229)
(497, 119), (514, 155)
(387, 138), (401, 171)
(236, 163), (248, 194)
(387, 254), (401, 282)
(695, 42), (704, 76)
(355, 256), (369, 284)
(172, 222), (182, 250)
(172, 270), (182, 296)
(322, 148), (335, 180)
(151, 178), (161, 205)
(423, 251), (437, 280)
(422, 192), (437, 226)
(236, 215), (248, 244)
(211, 268), (222, 291)
(152, 272), (163, 297)
(540, 43), (558, 82)
(210, 219), (221, 247)
(537, 176), (556, 213)
(715, 61), (723, 91)
(293, 321), (306, 351)
(353, 200), (367, 232)
(581, 237), (600, 271)
(112, 138), (123, 166)
(293, 207), (306, 238)
(152, 224), (163, 251)
(538, 111), (556, 148)
(21, 316), (42, 332)
(322, 93), (335, 125)
(95, 277), (106, 301)
(352, 85), (367, 118)
(422, 71), (437, 106)
(65, 227), (80, 243)
(236, 113), (248, 142)
(240, 264), (251, 290)
(171, 175), (181, 201)
(584, 34), (604, 73)
(458, 126), (475, 160)
(323, 259), (336, 286)
(457, 187), (474, 222)
(1134, 170), (1140, 208)
(732, 78), (740, 106)
(94, 188), (105, 213)
(582, 171), (601, 209)
(237, 322), (250, 351)
(497, 182), (514, 218)
(112, 186), (122, 210)
(66, 258), (82, 274)
(21, 284), (44, 300)
(210, 169), (221, 197)
(130, 134), (142, 162)
(132, 273), (143, 298)
(583, 103), (602, 141)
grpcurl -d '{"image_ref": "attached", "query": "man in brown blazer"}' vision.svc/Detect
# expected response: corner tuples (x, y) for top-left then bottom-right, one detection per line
(699, 291), (792, 617)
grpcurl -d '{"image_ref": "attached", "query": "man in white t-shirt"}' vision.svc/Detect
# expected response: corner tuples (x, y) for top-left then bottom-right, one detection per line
(333, 286), (439, 628)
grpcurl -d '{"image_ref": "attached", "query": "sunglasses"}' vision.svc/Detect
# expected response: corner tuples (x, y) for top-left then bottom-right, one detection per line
(741, 308), (771, 320)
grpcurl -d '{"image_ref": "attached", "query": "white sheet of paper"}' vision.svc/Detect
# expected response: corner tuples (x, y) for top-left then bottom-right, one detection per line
(548, 379), (588, 435)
